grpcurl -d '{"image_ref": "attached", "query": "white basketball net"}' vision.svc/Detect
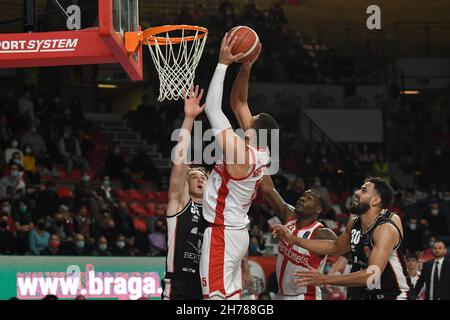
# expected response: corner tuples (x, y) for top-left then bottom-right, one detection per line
(146, 29), (208, 102)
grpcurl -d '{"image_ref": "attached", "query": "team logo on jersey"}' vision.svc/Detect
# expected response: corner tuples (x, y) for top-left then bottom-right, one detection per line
(303, 231), (311, 239)
(363, 245), (371, 257)
(191, 204), (200, 222)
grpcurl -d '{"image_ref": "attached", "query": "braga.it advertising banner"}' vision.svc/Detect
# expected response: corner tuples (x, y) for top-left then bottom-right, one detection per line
(0, 256), (165, 300)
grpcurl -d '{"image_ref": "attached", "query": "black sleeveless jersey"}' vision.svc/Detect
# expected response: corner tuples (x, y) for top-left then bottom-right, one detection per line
(165, 200), (207, 282)
(347, 210), (394, 300)
(349, 212), (412, 300)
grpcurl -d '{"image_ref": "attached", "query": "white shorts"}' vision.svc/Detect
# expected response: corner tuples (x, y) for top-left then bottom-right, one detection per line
(200, 226), (249, 300)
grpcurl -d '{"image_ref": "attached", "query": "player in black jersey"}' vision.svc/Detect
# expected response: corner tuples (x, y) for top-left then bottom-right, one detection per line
(162, 85), (208, 300)
(329, 210), (404, 300)
(273, 177), (413, 300)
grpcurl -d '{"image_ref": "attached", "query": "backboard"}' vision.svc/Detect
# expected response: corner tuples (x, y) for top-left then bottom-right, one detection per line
(0, 0), (143, 81)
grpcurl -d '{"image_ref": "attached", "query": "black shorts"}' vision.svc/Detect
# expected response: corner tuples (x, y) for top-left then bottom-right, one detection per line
(161, 278), (202, 300)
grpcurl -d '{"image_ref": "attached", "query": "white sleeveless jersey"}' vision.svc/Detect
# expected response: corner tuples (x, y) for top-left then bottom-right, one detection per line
(203, 145), (270, 229)
(276, 220), (327, 298)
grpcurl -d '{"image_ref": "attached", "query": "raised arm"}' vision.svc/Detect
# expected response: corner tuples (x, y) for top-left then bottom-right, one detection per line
(229, 44), (261, 131)
(167, 85), (205, 216)
(259, 175), (297, 222)
(272, 217), (354, 256)
(204, 33), (250, 179)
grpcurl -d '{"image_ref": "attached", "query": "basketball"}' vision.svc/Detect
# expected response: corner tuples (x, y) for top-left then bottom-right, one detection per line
(228, 26), (261, 64)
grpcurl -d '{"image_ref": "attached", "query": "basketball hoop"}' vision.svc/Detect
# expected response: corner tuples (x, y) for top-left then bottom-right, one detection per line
(126, 25), (208, 101)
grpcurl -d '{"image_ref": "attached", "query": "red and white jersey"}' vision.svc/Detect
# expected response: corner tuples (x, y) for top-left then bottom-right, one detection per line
(276, 220), (327, 299)
(203, 145), (270, 229)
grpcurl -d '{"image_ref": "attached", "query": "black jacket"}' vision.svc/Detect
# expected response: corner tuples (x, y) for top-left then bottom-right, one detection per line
(413, 258), (450, 300)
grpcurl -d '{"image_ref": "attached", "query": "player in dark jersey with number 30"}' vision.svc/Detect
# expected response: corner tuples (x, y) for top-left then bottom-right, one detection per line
(273, 177), (412, 300)
(162, 85), (208, 300)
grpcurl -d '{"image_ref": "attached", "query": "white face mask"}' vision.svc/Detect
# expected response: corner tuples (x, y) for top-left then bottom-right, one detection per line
(11, 141), (18, 148)
(99, 244), (107, 251)
(117, 241), (125, 249)
(431, 209), (439, 216)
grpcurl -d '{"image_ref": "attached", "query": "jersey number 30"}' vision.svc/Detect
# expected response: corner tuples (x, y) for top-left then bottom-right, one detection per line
(351, 229), (361, 244)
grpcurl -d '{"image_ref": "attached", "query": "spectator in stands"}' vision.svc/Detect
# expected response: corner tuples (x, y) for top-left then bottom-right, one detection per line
(0, 163), (26, 200)
(4, 138), (23, 165)
(73, 205), (94, 242)
(22, 144), (40, 184)
(28, 218), (50, 255)
(113, 201), (135, 240)
(13, 201), (33, 254)
(406, 253), (421, 288)
(34, 181), (61, 220)
(148, 218), (166, 256)
(9, 151), (24, 167)
(0, 199), (15, 229)
(58, 127), (89, 176)
(92, 235), (112, 257)
(130, 144), (160, 185)
(103, 216), (118, 246)
(147, 203), (166, 234)
(69, 233), (91, 256)
(311, 176), (331, 206)
(42, 295), (58, 300)
(40, 234), (64, 256)
(105, 144), (136, 190)
(75, 295), (86, 300)
(285, 176), (305, 206)
(424, 201), (448, 238)
(74, 171), (100, 213)
(17, 91), (36, 126)
(20, 123), (47, 157)
(403, 217), (427, 254)
(0, 214), (15, 254)
(96, 176), (117, 205)
(111, 234), (132, 256)
(48, 206), (71, 242)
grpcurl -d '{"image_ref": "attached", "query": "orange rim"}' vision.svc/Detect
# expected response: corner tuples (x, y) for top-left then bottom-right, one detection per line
(125, 25), (207, 53)
(144, 25), (208, 46)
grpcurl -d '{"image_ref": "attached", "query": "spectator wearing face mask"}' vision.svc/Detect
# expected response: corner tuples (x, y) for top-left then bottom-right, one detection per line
(403, 217), (427, 254)
(13, 201), (33, 254)
(311, 176), (331, 206)
(111, 234), (132, 256)
(58, 128), (89, 176)
(0, 214), (15, 254)
(0, 163), (26, 200)
(92, 235), (112, 256)
(148, 219), (167, 256)
(424, 201), (448, 239)
(9, 151), (24, 168)
(17, 91), (36, 125)
(22, 144), (40, 184)
(68, 233), (91, 256)
(74, 171), (100, 214)
(4, 138), (23, 164)
(40, 234), (65, 256)
(28, 219), (50, 255)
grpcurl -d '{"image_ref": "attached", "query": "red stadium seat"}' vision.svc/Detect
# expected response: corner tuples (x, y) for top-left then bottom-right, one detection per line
(128, 203), (148, 218)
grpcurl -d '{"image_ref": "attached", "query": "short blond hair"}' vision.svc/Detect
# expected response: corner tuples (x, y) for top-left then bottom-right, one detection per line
(187, 166), (209, 179)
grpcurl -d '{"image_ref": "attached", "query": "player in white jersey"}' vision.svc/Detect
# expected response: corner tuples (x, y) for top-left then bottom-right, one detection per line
(200, 34), (279, 300)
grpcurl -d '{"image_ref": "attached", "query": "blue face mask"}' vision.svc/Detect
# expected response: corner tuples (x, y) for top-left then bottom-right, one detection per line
(250, 244), (259, 253)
